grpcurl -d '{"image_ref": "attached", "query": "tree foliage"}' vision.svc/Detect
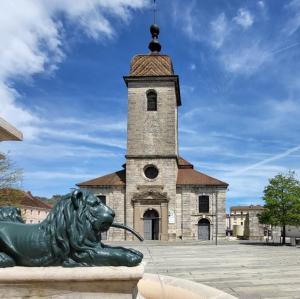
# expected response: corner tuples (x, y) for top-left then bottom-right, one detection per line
(0, 152), (23, 206)
(0, 153), (22, 189)
(258, 171), (300, 244)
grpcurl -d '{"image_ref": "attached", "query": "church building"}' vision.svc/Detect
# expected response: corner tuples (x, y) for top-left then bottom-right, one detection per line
(77, 24), (228, 241)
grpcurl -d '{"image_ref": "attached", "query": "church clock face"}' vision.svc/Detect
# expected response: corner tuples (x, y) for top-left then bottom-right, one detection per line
(144, 165), (159, 180)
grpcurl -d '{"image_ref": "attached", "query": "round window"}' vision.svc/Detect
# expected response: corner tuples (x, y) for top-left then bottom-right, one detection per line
(144, 165), (159, 179)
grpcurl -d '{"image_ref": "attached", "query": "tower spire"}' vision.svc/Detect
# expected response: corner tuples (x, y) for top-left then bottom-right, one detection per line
(148, 1), (161, 53)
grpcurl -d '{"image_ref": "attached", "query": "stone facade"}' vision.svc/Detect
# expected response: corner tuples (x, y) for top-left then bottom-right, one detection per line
(22, 207), (50, 224)
(77, 35), (228, 241)
(230, 205), (266, 240)
(176, 187), (226, 240)
(126, 81), (178, 157)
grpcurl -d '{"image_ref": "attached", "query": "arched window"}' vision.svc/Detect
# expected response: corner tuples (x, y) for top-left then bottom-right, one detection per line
(147, 90), (157, 111)
(198, 195), (209, 213)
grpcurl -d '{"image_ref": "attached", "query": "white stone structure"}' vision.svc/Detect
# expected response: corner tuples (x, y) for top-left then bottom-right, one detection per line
(0, 117), (23, 141)
(78, 25), (228, 241)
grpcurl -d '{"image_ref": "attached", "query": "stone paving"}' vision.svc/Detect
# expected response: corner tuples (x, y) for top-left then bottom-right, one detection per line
(108, 240), (300, 299)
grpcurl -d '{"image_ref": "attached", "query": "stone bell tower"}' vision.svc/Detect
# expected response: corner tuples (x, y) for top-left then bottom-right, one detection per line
(124, 24), (181, 241)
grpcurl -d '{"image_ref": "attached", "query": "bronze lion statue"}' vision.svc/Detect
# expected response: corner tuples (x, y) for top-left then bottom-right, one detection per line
(0, 189), (143, 267)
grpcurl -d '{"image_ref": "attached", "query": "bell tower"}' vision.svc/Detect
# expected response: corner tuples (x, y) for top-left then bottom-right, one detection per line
(124, 24), (181, 241)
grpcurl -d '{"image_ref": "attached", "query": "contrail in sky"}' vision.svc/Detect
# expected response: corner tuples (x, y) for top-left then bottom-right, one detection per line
(232, 145), (300, 175)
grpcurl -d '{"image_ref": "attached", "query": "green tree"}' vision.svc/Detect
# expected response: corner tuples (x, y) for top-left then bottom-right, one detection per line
(0, 152), (23, 206)
(258, 171), (300, 244)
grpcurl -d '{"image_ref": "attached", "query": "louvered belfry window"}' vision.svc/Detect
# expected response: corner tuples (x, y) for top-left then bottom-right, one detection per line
(199, 195), (209, 213)
(147, 90), (157, 111)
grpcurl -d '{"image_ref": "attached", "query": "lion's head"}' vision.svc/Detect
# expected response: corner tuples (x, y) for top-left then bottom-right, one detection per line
(42, 189), (115, 262)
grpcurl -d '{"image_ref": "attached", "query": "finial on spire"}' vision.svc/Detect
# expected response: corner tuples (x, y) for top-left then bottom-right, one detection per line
(148, 1), (161, 53)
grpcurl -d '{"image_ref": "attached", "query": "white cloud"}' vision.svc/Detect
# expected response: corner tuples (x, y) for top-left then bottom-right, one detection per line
(283, 0), (300, 36)
(220, 43), (269, 75)
(258, 1), (265, 9)
(190, 63), (196, 71)
(173, 1), (201, 42)
(210, 13), (229, 48)
(0, 82), (39, 140)
(0, 0), (148, 138)
(41, 128), (126, 149)
(233, 8), (254, 29)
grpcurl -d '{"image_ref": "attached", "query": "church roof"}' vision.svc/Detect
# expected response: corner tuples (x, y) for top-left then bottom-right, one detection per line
(177, 157), (194, 169)
(177, 168), (228, 187)
(76, 158), (227, 188)
(176, 157), (228, 186)
(129, 54), (174, 76)
(77, 170), (126, 187)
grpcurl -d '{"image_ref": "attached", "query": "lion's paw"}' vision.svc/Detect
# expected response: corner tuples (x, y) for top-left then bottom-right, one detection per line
(125, 248), (143, 267)
(0, 253), (15, 267)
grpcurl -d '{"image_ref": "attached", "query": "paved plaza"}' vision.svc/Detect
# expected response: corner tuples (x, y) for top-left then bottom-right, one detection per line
(109, 240), (300, 299)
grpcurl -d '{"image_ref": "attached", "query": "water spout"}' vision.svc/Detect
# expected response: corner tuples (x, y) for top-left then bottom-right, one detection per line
(111, 223), (144, 241)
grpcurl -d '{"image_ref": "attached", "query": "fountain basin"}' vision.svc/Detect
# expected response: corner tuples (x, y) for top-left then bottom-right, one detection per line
(138, 273), (237, 299)
(0, 265), (144, 298)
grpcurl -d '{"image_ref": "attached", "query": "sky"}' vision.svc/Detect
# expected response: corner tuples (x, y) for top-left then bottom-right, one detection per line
(1, 0), (300, 210)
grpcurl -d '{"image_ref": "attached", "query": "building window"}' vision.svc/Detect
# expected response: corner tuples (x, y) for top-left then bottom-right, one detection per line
(147, 90), (157, 111)
(144, 165), (159, 179)
(198, 195), (209, 213)
(97, 195), (106, 205)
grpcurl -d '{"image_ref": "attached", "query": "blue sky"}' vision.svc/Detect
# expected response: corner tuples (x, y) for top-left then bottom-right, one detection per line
(1, 0), (300, 210)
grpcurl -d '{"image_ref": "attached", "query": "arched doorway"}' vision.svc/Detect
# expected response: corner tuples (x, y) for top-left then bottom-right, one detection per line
(198, 218), (210, 240)
(143, 209), (159, 240)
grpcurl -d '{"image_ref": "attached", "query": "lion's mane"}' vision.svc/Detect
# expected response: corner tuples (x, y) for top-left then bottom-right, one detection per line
(41, 191), (100, 263)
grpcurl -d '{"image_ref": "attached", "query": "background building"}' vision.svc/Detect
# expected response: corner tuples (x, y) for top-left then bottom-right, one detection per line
(0, 189), (51, 224)
(20, 191), (52, 224)
(230, 205), (266, 240)
(77, 24), (228, 241)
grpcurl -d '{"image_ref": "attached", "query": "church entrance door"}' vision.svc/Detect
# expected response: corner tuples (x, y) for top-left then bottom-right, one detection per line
(143, 209), (159, 240)
(198, 219), (210, 240)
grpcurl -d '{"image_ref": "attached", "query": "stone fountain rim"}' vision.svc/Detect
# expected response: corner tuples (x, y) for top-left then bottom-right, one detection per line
(0, 264), (144, 282)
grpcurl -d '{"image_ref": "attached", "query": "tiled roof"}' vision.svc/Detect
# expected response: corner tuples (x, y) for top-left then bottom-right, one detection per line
(0, 189), (52, 209)
(77, 159), (227, 188)
(21, 192), (52, 209)
(230, 205), (264, 211)
(177, 168), (228, 187)
(177, 157), (228, 186)
(77, 170), (126, 187)
(177, 157), (194, 169)
(129, 54), (174, 76)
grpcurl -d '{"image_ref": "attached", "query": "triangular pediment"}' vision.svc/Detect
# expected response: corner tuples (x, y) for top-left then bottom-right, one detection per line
(132, 190), (169, 202)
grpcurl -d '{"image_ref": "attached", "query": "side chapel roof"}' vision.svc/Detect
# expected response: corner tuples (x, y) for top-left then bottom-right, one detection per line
(76, 157), (228, 188)
(77, 170), (126, 187)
